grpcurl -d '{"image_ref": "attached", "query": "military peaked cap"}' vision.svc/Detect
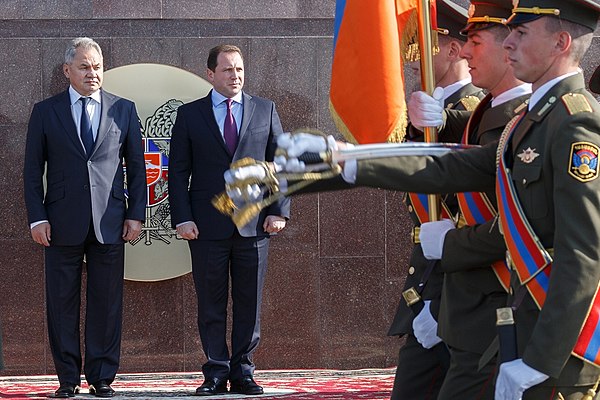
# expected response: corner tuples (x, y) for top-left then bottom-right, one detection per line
(507, 0), (600, 31)
(437, 0), (469, 40)
(461, 0), (515, 34)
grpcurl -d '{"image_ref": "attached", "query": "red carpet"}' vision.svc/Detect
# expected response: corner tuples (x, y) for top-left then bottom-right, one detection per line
(0, 368), (395, 399)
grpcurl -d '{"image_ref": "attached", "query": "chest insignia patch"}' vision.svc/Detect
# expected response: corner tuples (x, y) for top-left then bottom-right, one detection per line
(569, 142), (599, 182)
(517, 147), (540, 164)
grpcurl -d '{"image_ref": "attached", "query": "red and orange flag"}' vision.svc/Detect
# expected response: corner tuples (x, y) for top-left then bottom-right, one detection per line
(330, 0), (420, 144)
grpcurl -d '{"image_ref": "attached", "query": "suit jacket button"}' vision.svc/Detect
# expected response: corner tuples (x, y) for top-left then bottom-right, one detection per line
(84, 184), (89, 190)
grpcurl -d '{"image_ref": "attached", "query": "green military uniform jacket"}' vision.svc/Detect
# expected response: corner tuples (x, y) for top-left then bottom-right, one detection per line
(355, 73), (600, 386)
(438, 93), (530, 355)
(388, 82), (484, 337)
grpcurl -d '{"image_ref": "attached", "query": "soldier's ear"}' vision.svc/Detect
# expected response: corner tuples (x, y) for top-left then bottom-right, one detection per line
(554, 30), (572, 56)
(447, 40), (463, 60)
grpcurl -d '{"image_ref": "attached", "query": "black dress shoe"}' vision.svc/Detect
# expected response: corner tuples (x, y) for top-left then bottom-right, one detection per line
(230, 376), (264, 395)
(53, 383), (80, 398)
(89, 381), (115, 398)
(195, 377), (228, 396)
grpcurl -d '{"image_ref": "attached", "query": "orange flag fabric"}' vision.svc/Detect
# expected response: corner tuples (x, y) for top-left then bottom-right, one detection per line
(330, 0), (418, 144)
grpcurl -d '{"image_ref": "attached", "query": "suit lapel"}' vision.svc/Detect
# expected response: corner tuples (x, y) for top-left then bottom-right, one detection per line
(53, 91), (86, 157)
(95, 90), (116, 156)
(199, 93), (230, 154)
(238, 92), (255, 144)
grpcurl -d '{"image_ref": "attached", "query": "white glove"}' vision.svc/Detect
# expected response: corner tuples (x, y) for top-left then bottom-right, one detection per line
(224, 164), (273, 204)
(224, 164), (266, 185)
(412, 300), (443, 349)
(495, 359), (549, 400)
(408, 87), (445, 131)
(275, 132), (338, 172)
(419, 219), (455, 260)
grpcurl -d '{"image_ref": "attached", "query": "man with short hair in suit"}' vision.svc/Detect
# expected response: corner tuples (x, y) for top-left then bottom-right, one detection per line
(23, 37), (146, 398)
(168, 44), (290, 396)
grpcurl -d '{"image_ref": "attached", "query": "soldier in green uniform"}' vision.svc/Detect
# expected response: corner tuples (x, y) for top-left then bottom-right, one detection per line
(388, 2), (484, 398)
(290, 1), (598, 398)
(405, 1), (531, 398)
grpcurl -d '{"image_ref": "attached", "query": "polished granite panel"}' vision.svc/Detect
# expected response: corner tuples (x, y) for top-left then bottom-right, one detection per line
(162, 1), (230, 19)
(120, 279), (185, 372)
(319, 188), (386, 258)
(0, 19), (334, 39)
(257, 245), (321, 369)
(21, 1), (93, 19)
(230, 0), (299, 19)
(0, 184), (28, 240)
(299, 0), (335, 19)
(0, 240), (47, 375)
(0, 40), (42, 124)
(0, 0), (20, 19)
(181, 273), (204, 372)
(385, 190), (413, 282)
(315, 37), (337, 136)
(319, 256), (397, 368)
(247, 37), (320, 131)
(268, 192), (319, 249)
(110, 37), (182, 67)
(91, 0), (162, 19)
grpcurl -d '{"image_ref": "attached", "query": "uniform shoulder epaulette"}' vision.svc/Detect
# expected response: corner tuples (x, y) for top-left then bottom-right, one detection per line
(459, 95), (481, 112)
(561, 93), (593, 115)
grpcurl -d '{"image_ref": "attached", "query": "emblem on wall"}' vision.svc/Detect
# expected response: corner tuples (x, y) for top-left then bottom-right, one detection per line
(104, 64), (212, 281)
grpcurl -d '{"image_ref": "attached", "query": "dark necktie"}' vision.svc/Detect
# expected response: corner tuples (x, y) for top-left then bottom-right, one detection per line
(223, 98), (238, 154)
(80, 97), (94, 157)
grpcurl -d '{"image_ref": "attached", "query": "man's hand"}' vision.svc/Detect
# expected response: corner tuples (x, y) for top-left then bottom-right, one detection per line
(412, 300), (443, 349)
(263, 215), (286, 234)
(122, 219), (142, 241)
(419, 219), (455, 260)
(31, 222), (51, 246)
(408, 87), (444, 131)
(176, 221), (199, 240)
(495, 359), (549, 400)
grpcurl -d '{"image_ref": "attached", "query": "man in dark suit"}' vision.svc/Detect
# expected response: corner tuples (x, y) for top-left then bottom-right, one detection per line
(168, 44), (290, 396)
(23, 37), (146, 398)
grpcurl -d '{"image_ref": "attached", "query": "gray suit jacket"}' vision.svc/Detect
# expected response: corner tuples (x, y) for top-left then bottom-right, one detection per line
(23, 89), (146, 245)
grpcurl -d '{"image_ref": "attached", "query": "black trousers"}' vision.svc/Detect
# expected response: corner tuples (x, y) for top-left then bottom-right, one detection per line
(391, 334), (448, 400)
(189, 233), (269, 381)
(45, 227), (124, 386)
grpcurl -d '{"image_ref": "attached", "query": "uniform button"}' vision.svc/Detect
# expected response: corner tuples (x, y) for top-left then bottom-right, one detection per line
(84, 184), (89, 190)
(522, 178), (527, 185)
(408, 266), (415, 275)
(408, 205), (413, 213)
(87, 161), (92, 166)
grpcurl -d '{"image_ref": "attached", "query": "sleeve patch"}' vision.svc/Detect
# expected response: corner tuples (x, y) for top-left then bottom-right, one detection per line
(568, 142), (599, 182)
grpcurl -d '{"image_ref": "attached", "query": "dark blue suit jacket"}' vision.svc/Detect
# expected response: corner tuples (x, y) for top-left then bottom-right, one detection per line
(169, 90), (290, 239)
(23, 89), (147, 245)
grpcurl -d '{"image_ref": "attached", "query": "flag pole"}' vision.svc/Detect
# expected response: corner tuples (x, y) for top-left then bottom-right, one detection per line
(416, 0), (440, 222)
